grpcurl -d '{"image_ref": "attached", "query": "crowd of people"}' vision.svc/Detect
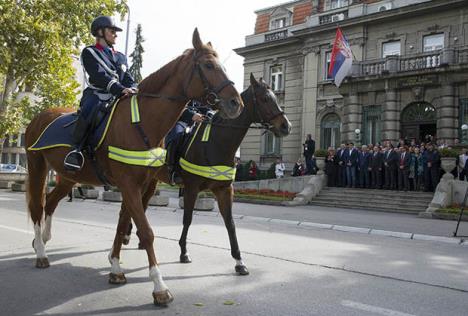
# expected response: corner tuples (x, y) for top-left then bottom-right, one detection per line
(323, 138), (464, 192)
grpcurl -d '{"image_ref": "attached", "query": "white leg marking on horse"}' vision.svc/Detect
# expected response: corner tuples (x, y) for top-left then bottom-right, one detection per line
(42, 215), (52, 244)
(108, 247), (123, 274)
(34, 223), (47, 258)
(236, 259), (245, 266)
(149, 266), (168, 293)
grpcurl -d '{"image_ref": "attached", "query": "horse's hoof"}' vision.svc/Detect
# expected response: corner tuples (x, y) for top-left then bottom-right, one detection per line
(153, 289), (174, 306)
(235, 265), (249, 275)
(36, 257), (50, 269)
(179, 254), (192, 263)
(109, 272), (127, 284)
(122, 235), (130, 246)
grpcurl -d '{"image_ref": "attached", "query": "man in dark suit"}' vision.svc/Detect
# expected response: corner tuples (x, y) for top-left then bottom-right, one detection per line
(346, 142), (359, 188)
(397, 146), (411, 191)
(358, 145), (371, 188)
(336, 143), (347, 187)
(423, 143), (440, 192)
(370, 146), (384, 189)
(384, 144), (398, 190)
(303, 134), (316, 175)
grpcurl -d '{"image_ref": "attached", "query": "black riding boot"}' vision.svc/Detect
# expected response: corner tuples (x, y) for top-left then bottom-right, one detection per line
(64, 113), (90, 171)
(166, 140), (183, 186)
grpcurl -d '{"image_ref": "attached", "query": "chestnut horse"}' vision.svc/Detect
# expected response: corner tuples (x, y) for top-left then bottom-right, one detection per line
(24, 29), (243, 306)
(127, 74), (291, 275)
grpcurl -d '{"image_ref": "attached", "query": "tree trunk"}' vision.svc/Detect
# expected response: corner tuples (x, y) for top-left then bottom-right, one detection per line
(0, 137), (4, 161)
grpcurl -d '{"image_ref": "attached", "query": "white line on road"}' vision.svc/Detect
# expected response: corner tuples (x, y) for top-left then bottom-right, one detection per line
(0, 224), (34, 235)
(341, 300), (416, 316)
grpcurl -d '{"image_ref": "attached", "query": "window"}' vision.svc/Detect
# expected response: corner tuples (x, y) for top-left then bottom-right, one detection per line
(19, 153), (27, 167)
(270, 17), (287, 30)
(4, 135), (9, 147)
(20, 133), (25, 147)
(263, 131), (281, 155)
(1, 153), (8, 164)
(324, 52), (332, 80)
(270, 65), (283, 91)
(363, 106), (382, 145)
(423, 33), (444, 52)
(326, 0), (349, 10)
(321, 113), (341, 149)
(459, 99), (468, 143)
(382, 41), (400, 58)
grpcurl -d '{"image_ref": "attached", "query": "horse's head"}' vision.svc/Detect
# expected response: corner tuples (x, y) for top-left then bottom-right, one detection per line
(248, 74), (291, 137)
(183, 28), (243, 119)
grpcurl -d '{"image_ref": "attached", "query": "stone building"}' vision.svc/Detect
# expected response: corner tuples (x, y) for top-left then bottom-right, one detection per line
(235, 0), (468, 167)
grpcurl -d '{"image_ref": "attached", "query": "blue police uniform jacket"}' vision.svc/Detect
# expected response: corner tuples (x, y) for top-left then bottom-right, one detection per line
(165, 100), (211, 146)
(79, 43), (136, 119)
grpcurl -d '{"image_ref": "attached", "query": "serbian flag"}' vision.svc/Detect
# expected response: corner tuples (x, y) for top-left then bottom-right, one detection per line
(328, 28), (353, 87)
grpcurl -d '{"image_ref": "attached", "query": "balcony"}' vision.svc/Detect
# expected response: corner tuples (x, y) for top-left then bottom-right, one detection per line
(351, 47), (468, 78)
(265, 30), (288, 42)
(319, 10), (348, 25)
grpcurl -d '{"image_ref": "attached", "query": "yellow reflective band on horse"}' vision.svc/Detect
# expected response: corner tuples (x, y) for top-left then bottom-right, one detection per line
(179, 158), (236, 181)
(108, 145), (166, 167)
(201, 123), (211, 142)
(130, 95), (140, 123)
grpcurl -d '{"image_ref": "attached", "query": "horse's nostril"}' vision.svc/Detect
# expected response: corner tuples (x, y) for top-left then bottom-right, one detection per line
(230, 99), (239, 108)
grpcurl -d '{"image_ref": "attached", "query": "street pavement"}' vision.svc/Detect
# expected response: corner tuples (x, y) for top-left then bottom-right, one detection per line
(1, 189), (468, 315)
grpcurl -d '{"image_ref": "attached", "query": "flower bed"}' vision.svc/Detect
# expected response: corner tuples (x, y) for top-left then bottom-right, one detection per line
(234, 188), (296, 201)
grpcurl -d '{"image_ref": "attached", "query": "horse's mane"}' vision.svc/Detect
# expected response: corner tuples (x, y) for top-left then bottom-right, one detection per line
(138, 46), (218, 94)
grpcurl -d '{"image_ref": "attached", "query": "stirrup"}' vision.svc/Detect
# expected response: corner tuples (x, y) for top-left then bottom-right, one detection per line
(64, 150), (84, 171)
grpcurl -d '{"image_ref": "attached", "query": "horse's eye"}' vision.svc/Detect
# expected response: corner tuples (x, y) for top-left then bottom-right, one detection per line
(205, 62), (214, 70)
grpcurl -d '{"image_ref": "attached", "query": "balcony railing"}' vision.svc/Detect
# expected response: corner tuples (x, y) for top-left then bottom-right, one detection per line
(264, 30), (288, 42)
(351, 48), (467, 77)
(319, 10), (348, 25)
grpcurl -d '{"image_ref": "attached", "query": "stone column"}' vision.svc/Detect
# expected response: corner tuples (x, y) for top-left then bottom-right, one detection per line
(343, 93), (360, 144)
(301, 49), (319, 146)
(437, 84), (457, 145)
(382, 89), (399, 144)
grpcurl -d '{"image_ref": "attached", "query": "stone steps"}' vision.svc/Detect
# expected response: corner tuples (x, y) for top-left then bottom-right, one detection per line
(309, 187), (433, 214)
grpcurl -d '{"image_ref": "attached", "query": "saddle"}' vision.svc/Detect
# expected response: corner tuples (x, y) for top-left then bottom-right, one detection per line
(28, 100), (119, 153)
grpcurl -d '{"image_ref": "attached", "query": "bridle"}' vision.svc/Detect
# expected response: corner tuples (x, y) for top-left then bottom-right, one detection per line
(136, 50), (235, 106)
(203, 84), (285, 131)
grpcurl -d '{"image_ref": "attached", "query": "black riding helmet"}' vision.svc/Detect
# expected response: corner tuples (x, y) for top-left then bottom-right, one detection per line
(91, 16), (123, 37)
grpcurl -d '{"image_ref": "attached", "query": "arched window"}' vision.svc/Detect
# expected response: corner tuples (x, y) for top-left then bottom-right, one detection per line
(321, 113), (341, 149)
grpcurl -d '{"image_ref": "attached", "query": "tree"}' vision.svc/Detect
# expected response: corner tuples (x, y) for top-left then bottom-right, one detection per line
(0, 0), (127, 154)
(129, 24), (145, 83)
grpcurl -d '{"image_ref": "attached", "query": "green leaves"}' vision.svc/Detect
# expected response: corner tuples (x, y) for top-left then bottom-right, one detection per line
(0, 0), (127, 138)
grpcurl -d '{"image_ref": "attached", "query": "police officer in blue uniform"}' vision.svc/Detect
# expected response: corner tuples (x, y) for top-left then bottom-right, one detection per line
(64, 16), (137, 171)
(166, 100), (213, 185)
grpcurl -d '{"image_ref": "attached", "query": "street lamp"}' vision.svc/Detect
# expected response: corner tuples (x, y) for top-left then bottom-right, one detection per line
(354, 128), (361, 146)
(462, 124), (468, 144)
(123, 3), (131, 56)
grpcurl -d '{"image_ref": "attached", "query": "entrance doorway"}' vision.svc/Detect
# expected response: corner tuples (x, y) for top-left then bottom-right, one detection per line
(401, 102), (437, 142)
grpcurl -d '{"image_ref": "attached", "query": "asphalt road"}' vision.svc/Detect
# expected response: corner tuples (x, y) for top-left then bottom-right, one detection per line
(1, 189), (467, 315)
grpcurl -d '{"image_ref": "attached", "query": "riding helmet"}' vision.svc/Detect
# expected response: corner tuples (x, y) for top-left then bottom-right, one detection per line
(91, 16), (123, 36)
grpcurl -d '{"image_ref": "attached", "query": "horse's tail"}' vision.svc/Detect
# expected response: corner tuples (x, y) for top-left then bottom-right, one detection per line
(24, 112), (54, 223)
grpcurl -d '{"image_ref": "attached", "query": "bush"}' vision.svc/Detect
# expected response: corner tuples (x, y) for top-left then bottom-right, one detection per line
(314, 149), (328, 157)
(80, 184), (95, 190)
(111, 186), (121, 192)
(47, 180), (56, 187)
(439, 148), (459, 158)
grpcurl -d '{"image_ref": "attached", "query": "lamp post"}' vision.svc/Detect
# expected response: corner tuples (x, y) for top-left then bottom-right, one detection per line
(354, 128), (361, 147)
(123, 3), (131, 56)
(462, 124), (468, 144)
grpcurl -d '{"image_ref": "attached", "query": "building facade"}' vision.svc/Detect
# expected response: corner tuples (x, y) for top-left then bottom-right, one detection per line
(235, 0), (468, 166)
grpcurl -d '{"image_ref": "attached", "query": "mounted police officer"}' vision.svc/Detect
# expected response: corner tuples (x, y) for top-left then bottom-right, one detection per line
(64, 16), (137, 171)
(166, 100), (212, 185)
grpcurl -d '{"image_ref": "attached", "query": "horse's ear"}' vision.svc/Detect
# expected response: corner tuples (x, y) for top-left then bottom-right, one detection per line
(207, 41), (213, 48)
(250, 73), (259, 87)
(193, 28), (203, 51)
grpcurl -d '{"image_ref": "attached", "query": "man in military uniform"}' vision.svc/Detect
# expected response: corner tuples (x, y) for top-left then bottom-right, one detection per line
(64, 16), (137, 171)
